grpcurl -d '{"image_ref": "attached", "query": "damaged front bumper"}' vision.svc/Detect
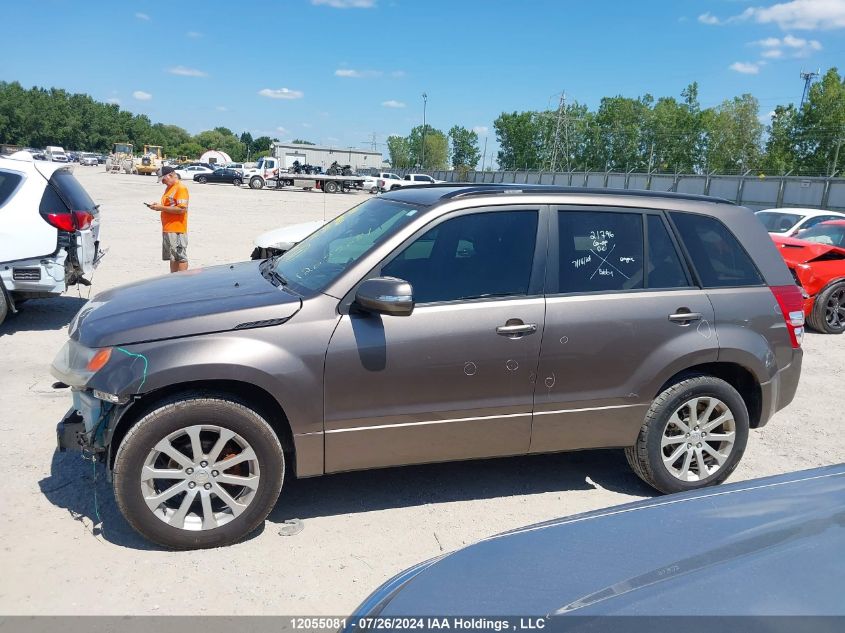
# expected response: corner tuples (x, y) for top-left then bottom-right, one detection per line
(55, 389), (116, 453)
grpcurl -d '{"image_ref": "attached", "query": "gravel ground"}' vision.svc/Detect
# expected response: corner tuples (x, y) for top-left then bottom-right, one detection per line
(0, 167), (842, 615)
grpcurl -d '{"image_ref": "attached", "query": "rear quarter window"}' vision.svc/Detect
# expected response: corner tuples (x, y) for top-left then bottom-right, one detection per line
(49, 170), (96, 211)
(670, 212), (763, 288)
(0, 170), (24, 208)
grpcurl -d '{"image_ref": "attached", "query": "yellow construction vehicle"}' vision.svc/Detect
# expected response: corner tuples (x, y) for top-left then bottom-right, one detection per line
(105, 142), (135, 173)
(136, 145), (163, 176)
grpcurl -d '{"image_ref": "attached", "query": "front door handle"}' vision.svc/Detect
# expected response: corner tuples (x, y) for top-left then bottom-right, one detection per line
(668, 311), (703, 324)
(496, 323), (538, 337)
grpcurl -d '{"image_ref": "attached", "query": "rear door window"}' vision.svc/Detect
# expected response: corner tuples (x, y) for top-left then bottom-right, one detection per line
(647, 215), (690, 289)
(557, 211), (644, 293)
(670, 212), (763, 288)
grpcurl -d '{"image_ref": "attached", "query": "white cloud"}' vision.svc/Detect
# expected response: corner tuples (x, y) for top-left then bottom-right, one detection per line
(472, 126), (489, 135)
(133, 90), (152, 101)
(752, 33), (822, 58)
(216, 106), (228, 111)
(760, 110), (778, 124)
(335, 68), (383, 78)
(709, 0), (845, 30)
(302, 123), (313, 128)
(258, 88), (304, 100)
(382, 100), (406, 108)
(276, 126), (288, 134)
(186, 31), (202, 38)
(135, 12), (150, 21)
(390, 70), (406, 78)
(730, 61), (763, 74)
(107, 98), (120, 105)
(167, 65), (208, 77)
(312, 0), (376, 7)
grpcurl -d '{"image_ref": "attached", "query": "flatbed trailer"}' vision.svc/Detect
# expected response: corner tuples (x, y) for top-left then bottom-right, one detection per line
(242, 172), (366, 193)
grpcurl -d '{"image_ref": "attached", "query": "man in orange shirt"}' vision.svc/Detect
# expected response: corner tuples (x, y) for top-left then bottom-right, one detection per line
(147, 166), (190, 272)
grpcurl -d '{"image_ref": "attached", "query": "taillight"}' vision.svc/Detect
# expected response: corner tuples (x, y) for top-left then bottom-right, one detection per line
(378, 179), (384, 187)
(771, 284), (805, 349)
(41, 210), (93, 231)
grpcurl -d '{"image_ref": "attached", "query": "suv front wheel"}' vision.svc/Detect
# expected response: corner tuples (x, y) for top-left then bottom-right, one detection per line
(113, 395), (284, 549)
(626, 376), (749, 494)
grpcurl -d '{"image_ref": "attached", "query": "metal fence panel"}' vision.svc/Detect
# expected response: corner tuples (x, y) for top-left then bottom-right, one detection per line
(783, 179), (825, 208)
(586, 173), (605, 187)
(740, 179), (780, 208)
(650, 175), (675, 192)
(827, 182), (845, 211)
(525, 172), (540, 184)
(708, 178), (739, 201)
(607, 174), (627, 189)
(539, 173), (555, 184)
(553, 173), (569, 185)
(628, 174), (649, 190)
(676, 176), (706, 195)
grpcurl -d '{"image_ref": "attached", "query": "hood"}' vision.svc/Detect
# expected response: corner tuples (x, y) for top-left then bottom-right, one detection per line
(772, 235), (845, 265)
(71, 260), (302, 347)
(254, 220), (326, 249)
(370, 465), (845, 617)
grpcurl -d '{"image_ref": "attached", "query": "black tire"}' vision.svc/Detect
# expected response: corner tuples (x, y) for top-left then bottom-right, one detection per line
(0, 284), (9, 326)
(324, 180), (339, 194)
(625, 375), (749, 494)
(808, 280), (845, 334)
(250, 177), (264, 190)
(233, 178), (242, 186)
(390, 184), (400, 191)
(197, 176), (208, 184)
(113, 394), (284, 549)
(369, 187), (378, 194)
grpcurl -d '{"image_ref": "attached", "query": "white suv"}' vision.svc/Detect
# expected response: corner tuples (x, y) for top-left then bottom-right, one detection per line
(0, 153), (102, 325)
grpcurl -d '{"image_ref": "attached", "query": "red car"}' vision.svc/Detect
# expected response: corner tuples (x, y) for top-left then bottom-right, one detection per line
(772, 220), (845, 334)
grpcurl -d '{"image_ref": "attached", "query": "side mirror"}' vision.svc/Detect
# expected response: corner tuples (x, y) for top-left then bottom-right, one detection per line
(354, 277), (414, 317)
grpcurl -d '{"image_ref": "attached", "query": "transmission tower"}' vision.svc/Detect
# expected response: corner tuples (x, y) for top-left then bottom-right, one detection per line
(800, 69), (819, 109)
(548, 92), (572, 172)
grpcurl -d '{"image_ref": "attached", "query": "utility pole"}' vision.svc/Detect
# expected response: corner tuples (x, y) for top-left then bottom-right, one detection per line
(800, 69), (819, 110)
(481, 136), (488, 172)
(548, 91), (572, 172)
(421, 92), (428, 169)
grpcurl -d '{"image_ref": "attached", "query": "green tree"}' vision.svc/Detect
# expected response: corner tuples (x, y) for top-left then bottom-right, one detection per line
(799, 68), (845, 175)
(252, 136), (272, 154)
(291, 139), (315, 145)
(763, 105), (800, 174)
(448, 125), (480, 169)
(386, 135), (411, 169)
(408, 125), (448, 169)
(702, 94), (763, 172)
(494, 111), (541, 170)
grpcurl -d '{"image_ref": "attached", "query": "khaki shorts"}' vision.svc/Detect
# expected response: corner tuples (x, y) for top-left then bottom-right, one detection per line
(162, 232), (188, 262)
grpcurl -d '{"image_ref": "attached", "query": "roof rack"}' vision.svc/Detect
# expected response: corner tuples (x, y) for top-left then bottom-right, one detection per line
(438, 183), (734, 205)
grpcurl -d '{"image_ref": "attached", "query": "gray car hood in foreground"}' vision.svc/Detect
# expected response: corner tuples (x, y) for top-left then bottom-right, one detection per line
(71, 260), (302, 347)
(367, 465), (845, 617)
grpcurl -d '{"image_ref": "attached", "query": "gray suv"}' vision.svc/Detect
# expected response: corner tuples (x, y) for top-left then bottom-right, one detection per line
(51, 185), (805, 549)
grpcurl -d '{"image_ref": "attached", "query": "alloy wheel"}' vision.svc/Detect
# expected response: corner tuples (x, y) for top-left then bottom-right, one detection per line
(825, 287), (845, 329)
(140, 425), (261, 531)
(660, 397), (736, 482)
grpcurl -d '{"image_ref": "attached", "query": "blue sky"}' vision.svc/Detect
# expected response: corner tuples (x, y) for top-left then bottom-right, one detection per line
(3, 0), (844, 164)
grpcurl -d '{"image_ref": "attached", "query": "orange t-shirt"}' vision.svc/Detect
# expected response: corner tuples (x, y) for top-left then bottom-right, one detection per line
(160, 181), (189, 233)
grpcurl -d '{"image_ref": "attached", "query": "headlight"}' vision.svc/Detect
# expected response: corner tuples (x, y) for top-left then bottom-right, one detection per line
(51, 339), (113, 388)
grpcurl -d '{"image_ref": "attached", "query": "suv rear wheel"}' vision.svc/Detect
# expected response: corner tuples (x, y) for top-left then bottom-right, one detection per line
(113, 395), (284, 549)
(625, 376), (749, 494)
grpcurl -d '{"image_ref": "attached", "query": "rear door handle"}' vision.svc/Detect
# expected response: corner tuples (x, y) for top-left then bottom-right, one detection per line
(668, 312), (703, 324)
(496, 323), (538, 337)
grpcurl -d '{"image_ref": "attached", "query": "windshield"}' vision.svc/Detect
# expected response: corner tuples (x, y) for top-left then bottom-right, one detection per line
(797, 223), (845, 247)
(273, 197), (424, 294)
(756, 211), (803, 233)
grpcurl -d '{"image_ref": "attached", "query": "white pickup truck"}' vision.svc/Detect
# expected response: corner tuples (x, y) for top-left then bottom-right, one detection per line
(377, 173), (445, 191)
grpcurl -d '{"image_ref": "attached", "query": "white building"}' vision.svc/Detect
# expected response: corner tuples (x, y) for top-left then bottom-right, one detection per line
(200, 150), (232, 166)
(271, 142), (382, 172)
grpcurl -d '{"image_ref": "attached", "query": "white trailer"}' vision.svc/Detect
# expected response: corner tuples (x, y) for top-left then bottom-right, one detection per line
(241, 157), (365, 193)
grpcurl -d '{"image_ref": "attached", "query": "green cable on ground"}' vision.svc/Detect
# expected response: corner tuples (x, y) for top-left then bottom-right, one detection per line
(115, 346), (149, 390)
